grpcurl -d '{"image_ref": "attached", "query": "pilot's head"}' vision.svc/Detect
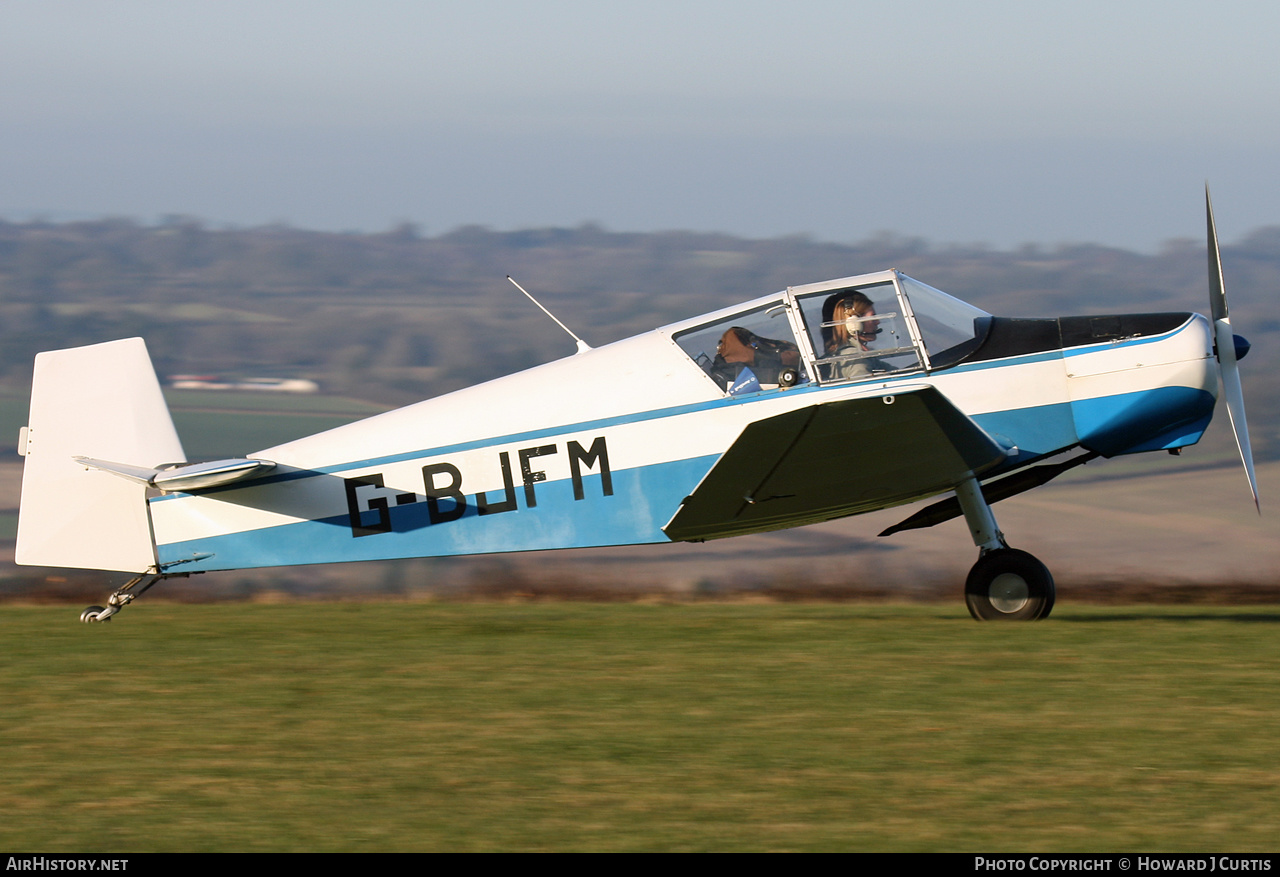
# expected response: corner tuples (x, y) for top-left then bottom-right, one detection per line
(836, 293), (878, 346)
(716, 326), (756, 364)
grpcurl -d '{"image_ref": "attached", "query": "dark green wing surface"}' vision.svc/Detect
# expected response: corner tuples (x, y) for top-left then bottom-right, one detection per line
(663, 387), (1006, 541)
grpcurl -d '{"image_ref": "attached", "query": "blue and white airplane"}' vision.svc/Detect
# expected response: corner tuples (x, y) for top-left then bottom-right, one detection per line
(15, 191), (1257, 622)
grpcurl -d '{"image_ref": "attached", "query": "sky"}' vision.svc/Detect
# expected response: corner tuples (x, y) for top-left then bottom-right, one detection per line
(2, 0), (1278, 250)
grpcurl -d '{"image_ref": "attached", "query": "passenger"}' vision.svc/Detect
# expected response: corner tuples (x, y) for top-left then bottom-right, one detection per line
(822, 291), (879, 379)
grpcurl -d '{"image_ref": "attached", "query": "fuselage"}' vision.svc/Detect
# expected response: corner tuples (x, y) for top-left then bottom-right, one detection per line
(148, 270), (1217, 573)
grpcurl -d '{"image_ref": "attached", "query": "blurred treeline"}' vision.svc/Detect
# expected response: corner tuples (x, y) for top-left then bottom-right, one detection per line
(2, 216), (1277, 456)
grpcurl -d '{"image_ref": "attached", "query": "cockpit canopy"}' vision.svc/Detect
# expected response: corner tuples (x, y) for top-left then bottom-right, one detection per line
(673, 270), (990, 395)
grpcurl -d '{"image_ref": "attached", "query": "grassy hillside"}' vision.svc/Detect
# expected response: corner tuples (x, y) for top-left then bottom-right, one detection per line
(2, 219), (1276, 456)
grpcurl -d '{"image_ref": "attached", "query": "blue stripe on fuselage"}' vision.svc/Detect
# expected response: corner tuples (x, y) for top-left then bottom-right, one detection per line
(155, 453), (721, 572)
(1071, 386), (1215, 456)
(971, 402), (1078, 466)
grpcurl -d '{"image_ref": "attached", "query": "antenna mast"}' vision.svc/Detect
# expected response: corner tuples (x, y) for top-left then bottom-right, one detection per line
(506, 276), (592, 354)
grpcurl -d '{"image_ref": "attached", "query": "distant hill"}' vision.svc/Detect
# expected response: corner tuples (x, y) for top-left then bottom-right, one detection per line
(2, 217), (1275, 457)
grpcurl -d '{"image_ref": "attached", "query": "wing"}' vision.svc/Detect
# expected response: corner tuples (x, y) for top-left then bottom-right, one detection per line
(663, 386), (1007, 541)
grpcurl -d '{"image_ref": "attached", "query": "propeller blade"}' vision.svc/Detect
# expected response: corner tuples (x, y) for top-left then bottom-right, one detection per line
(1206, 185), (1260, 512)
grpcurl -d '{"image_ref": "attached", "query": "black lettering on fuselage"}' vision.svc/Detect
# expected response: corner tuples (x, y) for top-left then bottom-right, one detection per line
(568, 436), (613, 500)
(344, 474), (393, 537)
(422, 462), (467, 523)
(475, 451), (518, 515)
(347, 436), (615, 538)
(518, 445), (557, 508)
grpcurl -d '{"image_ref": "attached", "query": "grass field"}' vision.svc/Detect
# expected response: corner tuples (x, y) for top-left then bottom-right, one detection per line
(3, 602), (1279, 851)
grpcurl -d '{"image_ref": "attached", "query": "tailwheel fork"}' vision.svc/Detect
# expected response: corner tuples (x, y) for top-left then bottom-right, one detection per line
(80, 572), (167, 623)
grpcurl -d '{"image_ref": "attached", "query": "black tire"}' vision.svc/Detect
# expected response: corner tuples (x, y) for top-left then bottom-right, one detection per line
(965, 549), (1055, 621)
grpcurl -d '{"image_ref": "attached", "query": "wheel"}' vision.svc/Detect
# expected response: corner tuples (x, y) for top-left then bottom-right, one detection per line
(965, 549), (1055, 621)
(80, 605), (108, 623)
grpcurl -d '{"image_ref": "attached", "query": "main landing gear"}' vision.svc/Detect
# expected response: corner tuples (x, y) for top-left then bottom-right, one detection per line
(954, 477), (1055, 621)
(79, 572), (167, 623)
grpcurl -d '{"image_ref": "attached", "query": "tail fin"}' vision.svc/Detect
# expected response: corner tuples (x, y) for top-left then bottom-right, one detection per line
(16, 338), (185, 572)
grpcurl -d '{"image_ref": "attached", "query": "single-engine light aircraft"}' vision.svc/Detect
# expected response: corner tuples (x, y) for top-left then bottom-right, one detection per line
(16, 190), (1259, 622)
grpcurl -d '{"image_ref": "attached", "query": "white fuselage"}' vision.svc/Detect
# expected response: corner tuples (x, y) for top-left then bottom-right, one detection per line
(147, 280), (1217, 574)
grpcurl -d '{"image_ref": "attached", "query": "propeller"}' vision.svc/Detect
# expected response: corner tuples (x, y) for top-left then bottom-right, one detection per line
(1205, 184), (1260, 512)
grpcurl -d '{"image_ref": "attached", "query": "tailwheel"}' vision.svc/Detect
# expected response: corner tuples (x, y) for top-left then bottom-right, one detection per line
(965, 548), (1055, 621)
(80, 605), (110, 623)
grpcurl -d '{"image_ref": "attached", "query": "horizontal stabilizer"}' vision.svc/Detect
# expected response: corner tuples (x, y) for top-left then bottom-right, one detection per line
(664, 386), (1007, 542)
(74, 456), (277, 492)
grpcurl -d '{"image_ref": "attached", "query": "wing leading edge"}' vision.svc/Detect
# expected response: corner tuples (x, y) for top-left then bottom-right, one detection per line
(663, 387), (1008, 542)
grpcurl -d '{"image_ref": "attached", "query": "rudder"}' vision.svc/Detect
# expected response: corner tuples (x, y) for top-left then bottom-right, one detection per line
(16, 338), (186, 572)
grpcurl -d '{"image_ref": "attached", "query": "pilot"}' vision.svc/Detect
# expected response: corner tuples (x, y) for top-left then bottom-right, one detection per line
(709, 326), (800, 389)
(822, 291), (879, 379)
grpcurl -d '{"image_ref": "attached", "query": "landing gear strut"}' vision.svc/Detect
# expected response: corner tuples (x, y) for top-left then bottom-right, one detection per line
(954, 476), (1055, 621)
(80, 572), (166, 623)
